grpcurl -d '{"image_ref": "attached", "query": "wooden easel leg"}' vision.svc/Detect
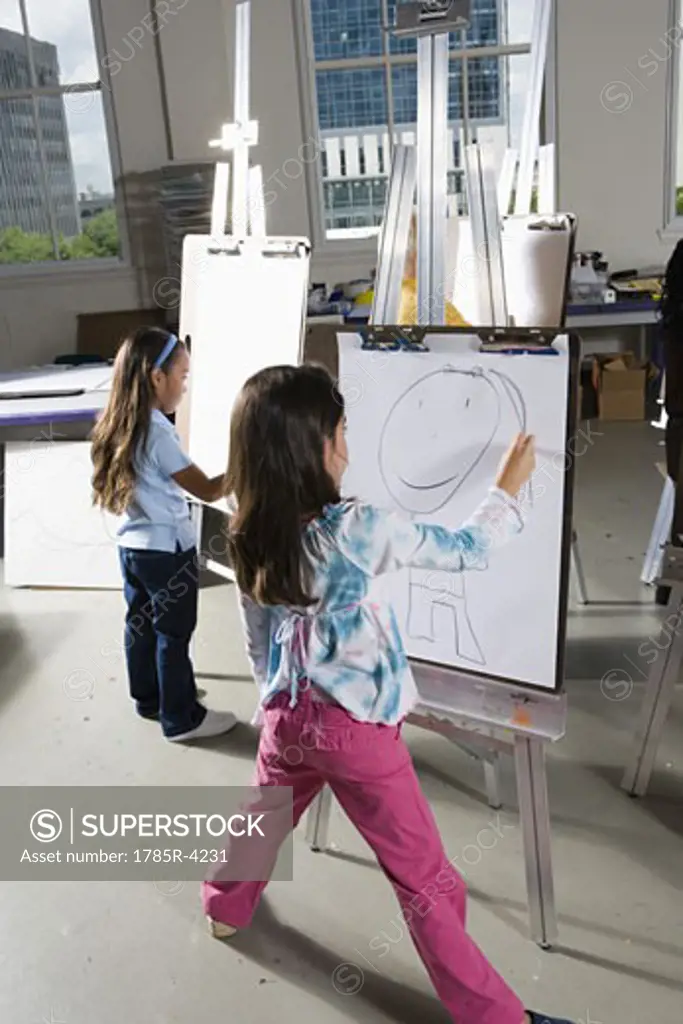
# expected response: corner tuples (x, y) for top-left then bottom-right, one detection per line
(306, 786), (333, 853)
(622, 589), (683, 797)
(514, 736), (557, 949)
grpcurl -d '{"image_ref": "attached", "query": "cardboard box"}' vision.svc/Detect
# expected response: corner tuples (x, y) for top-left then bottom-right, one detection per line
(77, 309), (168, 360)
(592, 352), (648, 421)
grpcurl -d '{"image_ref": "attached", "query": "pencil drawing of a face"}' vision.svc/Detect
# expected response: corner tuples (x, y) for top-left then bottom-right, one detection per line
(379, 366), (524, 515)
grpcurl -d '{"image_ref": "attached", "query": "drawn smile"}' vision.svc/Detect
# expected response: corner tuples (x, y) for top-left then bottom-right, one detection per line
(399, 471), (460, 491)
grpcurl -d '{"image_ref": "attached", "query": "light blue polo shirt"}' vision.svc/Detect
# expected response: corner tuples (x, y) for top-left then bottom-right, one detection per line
(117, 409), (195, 553)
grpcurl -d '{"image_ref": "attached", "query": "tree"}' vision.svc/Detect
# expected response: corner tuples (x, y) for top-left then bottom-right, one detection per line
(0, 209), (120, 264)
(0, 226), (55, 264)
(80, 208), (120, 257)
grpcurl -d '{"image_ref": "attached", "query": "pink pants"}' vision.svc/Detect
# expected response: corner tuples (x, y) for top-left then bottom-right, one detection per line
(202, 690), (525, 1024)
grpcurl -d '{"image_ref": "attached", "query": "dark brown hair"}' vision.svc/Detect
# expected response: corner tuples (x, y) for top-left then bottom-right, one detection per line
(227, 364), (344, 607)
(91, 326), (183, 515)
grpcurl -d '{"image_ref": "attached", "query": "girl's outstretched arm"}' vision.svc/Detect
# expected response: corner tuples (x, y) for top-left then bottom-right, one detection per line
(337, 434), (534, 577)
(337, 487), (525, 577)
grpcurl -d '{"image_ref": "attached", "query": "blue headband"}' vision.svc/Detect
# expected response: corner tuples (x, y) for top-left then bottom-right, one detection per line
(154, 334), (179, 370)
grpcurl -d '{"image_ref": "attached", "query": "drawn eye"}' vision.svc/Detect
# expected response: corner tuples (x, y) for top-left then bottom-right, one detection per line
(466, 398), (471, 409)
(418, 399), (423, 409)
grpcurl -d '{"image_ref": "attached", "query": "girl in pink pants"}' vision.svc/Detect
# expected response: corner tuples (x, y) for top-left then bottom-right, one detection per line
(203, 364), (574, 1024)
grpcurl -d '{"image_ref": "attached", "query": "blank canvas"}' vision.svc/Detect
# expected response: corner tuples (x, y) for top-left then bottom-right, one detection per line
(180, 236), (310, 480)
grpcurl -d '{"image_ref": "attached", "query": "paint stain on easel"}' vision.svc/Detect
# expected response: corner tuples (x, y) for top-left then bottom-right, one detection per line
(512, 707), (533, 728)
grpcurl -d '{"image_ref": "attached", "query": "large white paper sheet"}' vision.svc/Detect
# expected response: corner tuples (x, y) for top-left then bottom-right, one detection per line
(181, 236), (310, 479)
(339, 332), (572, 691)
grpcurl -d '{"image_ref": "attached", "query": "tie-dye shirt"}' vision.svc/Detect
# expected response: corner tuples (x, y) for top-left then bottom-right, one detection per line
(237, 488), (525, 726)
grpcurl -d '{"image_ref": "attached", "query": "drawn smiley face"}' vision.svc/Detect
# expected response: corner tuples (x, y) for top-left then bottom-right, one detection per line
(379, 367), (502, 515)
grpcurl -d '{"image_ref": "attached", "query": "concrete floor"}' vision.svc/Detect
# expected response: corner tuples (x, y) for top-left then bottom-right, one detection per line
(1, 421), (682, 1024)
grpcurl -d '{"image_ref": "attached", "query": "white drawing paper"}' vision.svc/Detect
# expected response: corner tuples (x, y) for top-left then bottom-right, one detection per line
(180, 236), (310, 479)
(338, 332), (570, 691)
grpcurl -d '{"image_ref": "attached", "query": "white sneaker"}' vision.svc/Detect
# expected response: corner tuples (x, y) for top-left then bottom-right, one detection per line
(208, 918), (237, 940)
(167, 710), (238, 743)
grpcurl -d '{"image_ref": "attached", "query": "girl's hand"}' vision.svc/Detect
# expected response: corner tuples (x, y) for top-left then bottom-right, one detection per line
(496, 433), (536, 497)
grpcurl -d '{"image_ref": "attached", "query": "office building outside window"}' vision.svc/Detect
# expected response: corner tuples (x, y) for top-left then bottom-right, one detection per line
(0, 2), (118, 266)
(306, 0), (535, 239)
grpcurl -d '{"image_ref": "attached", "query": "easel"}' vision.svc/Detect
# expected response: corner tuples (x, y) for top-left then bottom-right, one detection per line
(641, 471), (674, 587)
(307, 665), (568, 949)
(185, 0), (310, 545)
(623, 545), (683, 797)
(307, 1), (568, 949)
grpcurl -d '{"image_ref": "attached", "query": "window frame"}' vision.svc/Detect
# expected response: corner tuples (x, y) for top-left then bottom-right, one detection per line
(293, 0), (545, 258)
(663, 0), (683, 237)
(0, 0), (128, 276)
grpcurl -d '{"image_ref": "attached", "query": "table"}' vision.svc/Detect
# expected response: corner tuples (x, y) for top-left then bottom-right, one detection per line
(0, 365), (120, 589)
(566, 300), (658, 363)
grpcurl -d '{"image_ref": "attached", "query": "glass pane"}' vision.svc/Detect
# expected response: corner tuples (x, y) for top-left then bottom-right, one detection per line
(467, 55), (502, 119)
(0, 90), (118, 264)
(310, 0), (383, 60)
(0, 3), (32, 90)
(506, 52), (530, 150)
(507, 0), (534, 45)
(315, 67), (387, 130)
(463, 0), (500, 47)
(25, 0), (99, 85)
(64, 91), (119, 258)
(0, 0), (23, 34)
(0, 97), (56, 263)
(392, 64), (417, 124)
(448, 60), (463, 120)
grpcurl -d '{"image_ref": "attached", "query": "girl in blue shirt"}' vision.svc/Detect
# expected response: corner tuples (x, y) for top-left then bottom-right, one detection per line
(92, 327), (237, 742)
(202, 363), (574, 1024)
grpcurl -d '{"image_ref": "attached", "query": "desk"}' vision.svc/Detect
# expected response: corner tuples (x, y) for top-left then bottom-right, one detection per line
(0, 366), (120, 589)
(566, 301), (658, 363)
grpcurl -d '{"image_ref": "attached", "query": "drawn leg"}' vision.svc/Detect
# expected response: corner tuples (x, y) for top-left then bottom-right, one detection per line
(407, 570), (436, 640)
(434, 589), (486, 665)
(408, 570), (486, 665)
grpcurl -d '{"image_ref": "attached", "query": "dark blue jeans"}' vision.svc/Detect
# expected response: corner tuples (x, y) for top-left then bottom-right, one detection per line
(118, 546), (206, 738)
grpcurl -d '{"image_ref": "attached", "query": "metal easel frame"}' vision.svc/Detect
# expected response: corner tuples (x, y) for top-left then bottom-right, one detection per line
(515, 0), (552, 216)
(641, 477), (675, 587)
(623, 544), (683, 797)
(304, 4), (568, 947)
(371, 145), (417, 324)
(464, 141), (508, 325)
(188, 0), (309, 578)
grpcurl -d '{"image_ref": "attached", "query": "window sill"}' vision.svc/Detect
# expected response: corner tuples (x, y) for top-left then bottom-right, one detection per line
(0, 258), (135, 289)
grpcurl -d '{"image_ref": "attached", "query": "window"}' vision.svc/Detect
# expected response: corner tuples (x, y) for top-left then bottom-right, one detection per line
(0, 0), (119, 265)
(302, 0), (542, 241)
(670, 3), (683, 224)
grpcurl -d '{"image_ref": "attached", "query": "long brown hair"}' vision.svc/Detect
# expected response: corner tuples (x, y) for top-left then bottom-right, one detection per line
(227, 364), (344, 607)
(92, 326), (182, 515)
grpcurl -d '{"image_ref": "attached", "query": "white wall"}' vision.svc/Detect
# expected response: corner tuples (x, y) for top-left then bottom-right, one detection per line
(556, 0), (675, 269)
(2, 0), (681, 372)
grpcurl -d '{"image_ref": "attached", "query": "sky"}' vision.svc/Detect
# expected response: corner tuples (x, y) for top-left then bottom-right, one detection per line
(0, 0), (535, 196)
